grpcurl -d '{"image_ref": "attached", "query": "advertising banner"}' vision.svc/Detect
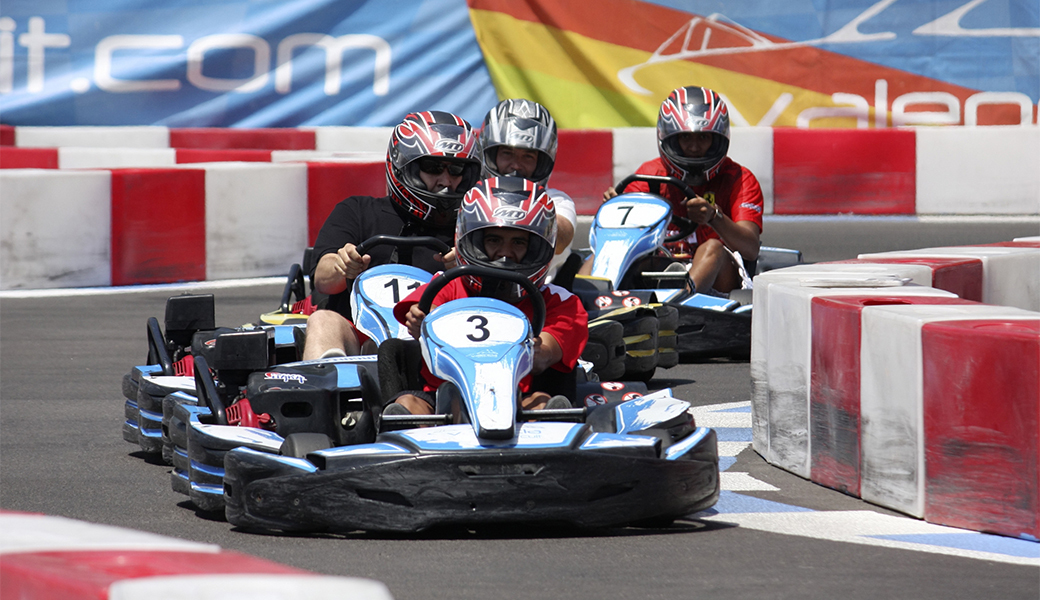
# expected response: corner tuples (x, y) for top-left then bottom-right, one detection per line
(0, 0), (497, 127)
(469, 0), (1039, 128)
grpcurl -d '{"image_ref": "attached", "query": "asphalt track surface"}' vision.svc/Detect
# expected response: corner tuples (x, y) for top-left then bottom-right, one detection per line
(2, 217), (1038, 600)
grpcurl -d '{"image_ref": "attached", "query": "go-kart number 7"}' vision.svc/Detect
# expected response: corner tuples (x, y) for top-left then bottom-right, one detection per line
(429, 310), (527, 348)
(598, 202), (669, 228)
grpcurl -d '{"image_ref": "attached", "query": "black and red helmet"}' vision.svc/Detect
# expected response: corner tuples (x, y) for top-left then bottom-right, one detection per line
(386, 111), (481, 229)
(455, 177), (557, 302)
(477, 99), (557, 186)
(657, 86), (730, 185)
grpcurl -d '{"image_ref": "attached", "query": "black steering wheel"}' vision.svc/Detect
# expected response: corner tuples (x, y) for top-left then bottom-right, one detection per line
(614, 174), (699, 243)
(355, 235), (451, 257)
(417, 265), (545, 335)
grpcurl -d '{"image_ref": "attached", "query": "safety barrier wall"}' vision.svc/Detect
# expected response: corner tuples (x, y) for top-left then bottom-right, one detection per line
(751, 241), (1040, 540)
(2, 125), (1037, 216)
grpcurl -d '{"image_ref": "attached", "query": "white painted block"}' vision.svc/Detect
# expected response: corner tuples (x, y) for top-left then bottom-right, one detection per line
(270, 150), (384, 163)
(16, 126), (170, 149)
(195, 163), (308, 279)
(860, 246), (1040, 311)
(611, 127), (655, 186)
(311, 126), (393, 153)
(915, 127), (1040, 215)
(859, 303), (1040, 518)
(730, 127), (774, 215)
(58, 147), (177, 169)
(0, 169), (112, 289)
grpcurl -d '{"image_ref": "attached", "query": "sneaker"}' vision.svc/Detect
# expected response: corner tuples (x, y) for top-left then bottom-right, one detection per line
(543, 395), (572, 410)
(382, 402), (412, 416)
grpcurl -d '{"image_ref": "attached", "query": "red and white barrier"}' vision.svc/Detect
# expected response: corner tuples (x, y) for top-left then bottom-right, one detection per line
(0, 160), (384, 289)
(2, 125), (1037, 217)
(0, 510), (393, 599)
(753, 244), (1040, 540)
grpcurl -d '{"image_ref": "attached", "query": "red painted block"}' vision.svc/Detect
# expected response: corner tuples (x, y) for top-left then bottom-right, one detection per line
(922, 318), (1040, 540)
(306, 161), (386, 246)
(176, 148), (273, 163)
(555, 129), (614, 216)
(170, 128), (316, 150)
(110, 168), (206, 286)
(773, 128), (916, 215)
(827, 257), (984, 302)
(0, 147), (58, 169)
(810, 295), (976, 496)
(0, 124), (15, 146)
(1, 549), (305, 600)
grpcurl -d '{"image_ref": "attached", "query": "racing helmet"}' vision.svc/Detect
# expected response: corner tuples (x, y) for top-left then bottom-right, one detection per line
(455, 177), (557, 302)
(386, 111), (482, 229)
(477, 99), (557, 186)
(657, 86), (730, 185)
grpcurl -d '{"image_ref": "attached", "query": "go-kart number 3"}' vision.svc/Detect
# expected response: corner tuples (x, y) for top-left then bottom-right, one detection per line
(429, 310), (526, 348)
(360, 274), (423, 305)
(599, 202), (669, 228)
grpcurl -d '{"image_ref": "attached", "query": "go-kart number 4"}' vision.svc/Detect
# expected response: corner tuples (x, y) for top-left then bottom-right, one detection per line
(429, 310), (527, 348)
(360, 274), (423, 305)
(597, 202), (669, 228)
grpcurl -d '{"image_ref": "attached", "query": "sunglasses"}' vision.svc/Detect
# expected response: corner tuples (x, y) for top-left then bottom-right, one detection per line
(418, 158), (466, 177)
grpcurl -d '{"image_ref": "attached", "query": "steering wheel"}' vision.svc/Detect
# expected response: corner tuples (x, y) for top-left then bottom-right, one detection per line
(614, 174), (699, 243)
(417, 265), (546, 335)
(355, 235), (451, 257)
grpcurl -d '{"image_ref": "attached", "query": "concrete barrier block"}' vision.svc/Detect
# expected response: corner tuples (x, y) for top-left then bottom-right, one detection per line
(311, 126), (393, 153)
(305, 162), (385, 246)
(921, 317), (1040, 539)
(860, 303), (1040, 518)
(0, 147), (58, 169)
(0, 170), (112, 289)
(195, 163), (308, 279)
(730, 127), (774, 214)
(556, 129), (613, 216)
(15, 126), (170, 148)
(271, 150), (384, 163)
(176, 149), (273, 163)
(58, 147), (176, 169)
(860, 245), (1040, 311)
(826, 256), (984, 302)
(773, 128), (916, 215)
(169, 128), (315, 150)
(611, 127), (655, 186)
(809, 294), (977, 497)
(110, 168), (207, 286)
(915, 127), (1040, 215)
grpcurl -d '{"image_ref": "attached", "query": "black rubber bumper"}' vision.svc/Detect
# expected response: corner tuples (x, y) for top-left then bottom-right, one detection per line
(224, 429), (719, 533)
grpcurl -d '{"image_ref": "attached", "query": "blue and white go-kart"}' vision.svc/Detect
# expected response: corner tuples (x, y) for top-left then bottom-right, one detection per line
(577, 174), (801, 361)
(210, 265), (719, 533)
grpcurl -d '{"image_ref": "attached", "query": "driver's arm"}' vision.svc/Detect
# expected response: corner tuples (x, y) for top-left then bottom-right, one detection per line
(684, 196), (761, 261)
(531, 332), (563, 375)
(314, 243), (371, 295)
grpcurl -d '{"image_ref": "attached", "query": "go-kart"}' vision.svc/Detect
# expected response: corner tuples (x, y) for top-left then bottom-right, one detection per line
(207, 265), (720, 532)
(121, 235), (444, 461)
(575, 174), (801, 368)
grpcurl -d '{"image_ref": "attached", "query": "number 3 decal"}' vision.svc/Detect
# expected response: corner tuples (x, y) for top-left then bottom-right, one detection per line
(466, 315), (490, 342)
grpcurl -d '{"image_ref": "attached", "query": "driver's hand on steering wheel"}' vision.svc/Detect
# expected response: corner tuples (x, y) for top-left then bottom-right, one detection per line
(684, 195), (719, 226)
(433, 248), (457, 270)
(602, 186), (618, 202)
(337, 243), (371, 280)
(405, 304), (427, 339)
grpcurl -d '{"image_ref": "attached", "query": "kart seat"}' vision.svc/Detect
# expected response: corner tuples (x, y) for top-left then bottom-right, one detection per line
(377, 338), (425, 405)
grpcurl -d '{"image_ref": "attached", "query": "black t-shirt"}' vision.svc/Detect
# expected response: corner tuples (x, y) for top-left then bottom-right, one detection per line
(311, 195), (454, 319)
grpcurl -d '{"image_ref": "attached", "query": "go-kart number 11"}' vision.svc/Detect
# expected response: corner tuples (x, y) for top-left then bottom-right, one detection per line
(598, 202), (669, 228)
(429, 310), (527, 348)
(360, 274), (423, 305)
